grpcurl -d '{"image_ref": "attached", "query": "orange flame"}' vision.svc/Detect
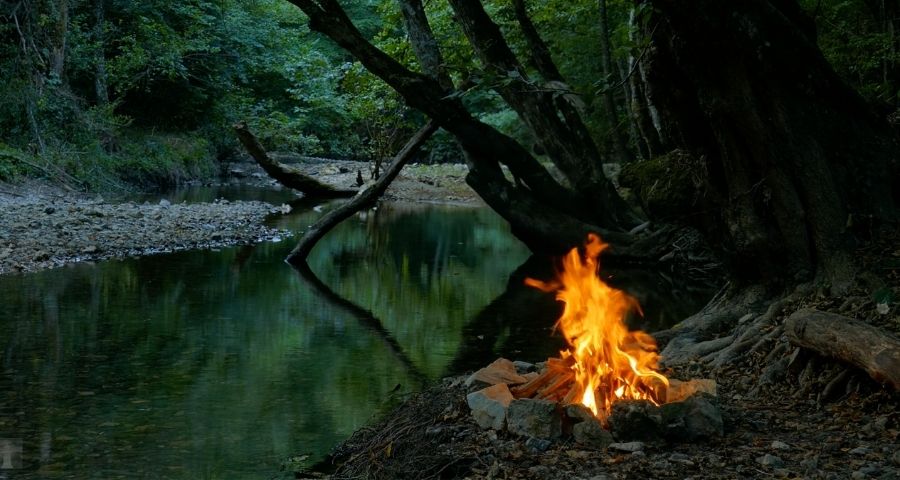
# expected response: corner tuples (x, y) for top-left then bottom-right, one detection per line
(526, 233), (668, 422)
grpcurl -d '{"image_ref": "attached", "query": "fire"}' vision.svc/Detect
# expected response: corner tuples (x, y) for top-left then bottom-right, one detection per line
(525, 233), (668, 421)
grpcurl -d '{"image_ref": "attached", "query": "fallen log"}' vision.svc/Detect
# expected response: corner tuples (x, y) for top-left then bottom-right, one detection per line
(785, 308), (900, 391)
(233, 122), (357, 198)
(285, 120), (437, 265)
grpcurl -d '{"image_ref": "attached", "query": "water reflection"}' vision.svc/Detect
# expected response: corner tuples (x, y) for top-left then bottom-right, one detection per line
(0, 203), (528, 479)
(0, 200), (716, 479)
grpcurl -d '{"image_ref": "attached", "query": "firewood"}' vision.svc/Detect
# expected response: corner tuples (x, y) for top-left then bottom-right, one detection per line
(536, 370), (575, 399)
(511, 368), (557, 398)
(785, 309), (900, 391)
(561, 385), (580, 405)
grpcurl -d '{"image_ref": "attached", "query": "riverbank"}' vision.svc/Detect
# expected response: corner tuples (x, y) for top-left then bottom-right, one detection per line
(0, 161), (480, 276)
(0, 180), (290, 275)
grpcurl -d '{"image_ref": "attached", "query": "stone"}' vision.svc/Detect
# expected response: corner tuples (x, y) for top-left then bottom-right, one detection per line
(757, 454), (785, 468)
(659, 394), (724, 442)
(465, 358), (527, 389)
(608, 441), (644, 453)
(849, 446), (870, 455)
(466, 384), (514, 430)
(158, 199), (171, 207)
(666, 379), (717, 403)
(573, 417), (613, 449)
(891, 449), (900, 466)
(83, 245), (100, 254)
(506, 398), (561, 439)
(609, 400), (662, 441)
(771, 440), (790, 451)
(513, 360), (535, 374)
(524, 437), (552, 453)
(669, 453), (693, 465)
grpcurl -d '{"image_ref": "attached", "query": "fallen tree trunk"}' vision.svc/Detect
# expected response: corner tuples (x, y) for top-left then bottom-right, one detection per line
(233, 122), (357, 198)
(286, 120), (437, 264)
(785, 308), (900, 391)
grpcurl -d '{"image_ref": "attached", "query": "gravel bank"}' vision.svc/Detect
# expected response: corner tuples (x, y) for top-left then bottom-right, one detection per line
(0, 185), (289, 275)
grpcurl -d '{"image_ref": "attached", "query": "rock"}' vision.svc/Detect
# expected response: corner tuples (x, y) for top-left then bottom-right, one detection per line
(668, 453), (694, 465)
(851, 470), (867, 479)
(465, 358), (527, 388)
(466, 384), (514, 430)
(892, 450), (900, 466)
(757, 454), (785, 468)
(524, 437), (552, 453)
(573, 417), (613, 449)
(849, 446), (870, 455)
(659, 394), (724, 442)
(513, 360), (535, 374)
(609, 400), (662, 441)
(771, 440), (790, 451)
(158, 199), (171, 207)
(666, 378), (717, 403)
(608, 441), (644, 453)
(44, 206), (55, 214)
(506, 398), (561, 439)
(32, 250), (49, 261)
(83, 245), (100, 254)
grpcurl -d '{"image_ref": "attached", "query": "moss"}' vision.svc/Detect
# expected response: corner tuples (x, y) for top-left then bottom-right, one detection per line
(619, 150), (711, 221)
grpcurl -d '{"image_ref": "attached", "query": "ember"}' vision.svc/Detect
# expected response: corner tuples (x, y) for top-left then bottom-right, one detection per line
(521, 233), (668, 422)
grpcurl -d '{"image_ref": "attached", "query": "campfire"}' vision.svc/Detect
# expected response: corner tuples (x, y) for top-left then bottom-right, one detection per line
(521, 233), (668, 422)
(465, 234), (720, 446)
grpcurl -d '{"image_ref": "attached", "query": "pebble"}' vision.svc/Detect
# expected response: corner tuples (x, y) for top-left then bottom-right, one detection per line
(668, 453), (693, 465)
(0, 194), (288, 275)
(771, 440), (790, 450)
(525, 437), (552, 453)
(892, 450), (900, 466)
(608, 441), (644, 453)
(849, 446), (870, 455)
(757, 454), (785, 468)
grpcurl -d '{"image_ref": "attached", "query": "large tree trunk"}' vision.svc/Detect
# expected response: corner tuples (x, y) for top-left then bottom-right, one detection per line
(93, 0), (109, 106)
(638, 0), (898, 286)
(598, 0), (633, 164)
(286, 0), (640, 254)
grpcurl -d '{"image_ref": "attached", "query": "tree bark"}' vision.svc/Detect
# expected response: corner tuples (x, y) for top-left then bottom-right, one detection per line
(638, 0), (898, 285)
(785, 309), (900, 391)
(286, 0), (639, 253)
(598, 0), (633, 164)
(93, 0), (109, 106)
(233, 122), (357, 198)
(287, 121), (437, 263)
(396, 0), (453, 89)
(50, 0), (69, 79)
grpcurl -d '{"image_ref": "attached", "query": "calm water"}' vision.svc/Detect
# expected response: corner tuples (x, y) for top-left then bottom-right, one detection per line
(0, 194), (714, 479)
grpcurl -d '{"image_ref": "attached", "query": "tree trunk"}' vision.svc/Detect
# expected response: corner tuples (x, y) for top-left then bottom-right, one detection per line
(638, 0), (898, 286)
(598, 0), (633, 164)
(233, 122), (357, 198)
(627, 7), (662, 157)
(287, 121), (437, 263)
(93, 0), (109, 106)
(286, 0), (639, 253)
(50, 0), (69, 79)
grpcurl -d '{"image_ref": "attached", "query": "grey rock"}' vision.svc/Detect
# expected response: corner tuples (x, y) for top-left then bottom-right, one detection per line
(573, 417), (613, 449)
(524, 437), (552, 453)
(660, 394), (724, 442)
(608, 441), (644, 453)
(668, 453), (693, 465)
(757, 454), (785, 468)
(506, 398), (561, 439)
(851, 470), (867, 479)
(892, 449), (900, 466)
(771, 440), (790, 451)
(466, 384), (514, 430)
(44, 206), (55, 214)
(158, 199), (171, 207)
(850, 446), (871, 455)
(609, 400), (662, 441)
(512, 360), (535, 374)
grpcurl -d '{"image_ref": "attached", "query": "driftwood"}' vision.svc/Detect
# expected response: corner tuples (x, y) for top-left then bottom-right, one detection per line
(785, 308), (900, 391)
(286, 120), (437, 265)
(233, 122), (356, 198)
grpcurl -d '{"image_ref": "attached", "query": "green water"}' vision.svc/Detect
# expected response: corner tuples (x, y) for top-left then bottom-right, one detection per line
(0, 202), (529, 479)
(0, 197), (715, 479)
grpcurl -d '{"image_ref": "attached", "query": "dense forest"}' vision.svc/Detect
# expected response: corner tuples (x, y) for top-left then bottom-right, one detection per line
(2, 0), (899, 192)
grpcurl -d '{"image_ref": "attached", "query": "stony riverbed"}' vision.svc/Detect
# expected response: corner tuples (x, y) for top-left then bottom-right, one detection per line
(0, 182), (289, 275)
